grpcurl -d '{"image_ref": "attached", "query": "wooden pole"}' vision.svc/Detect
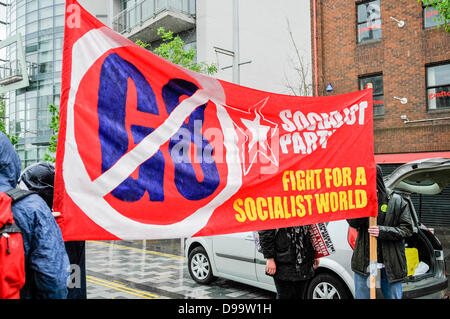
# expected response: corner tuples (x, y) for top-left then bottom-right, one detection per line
(369, 217), (377, 299)
(366, 82), (377, 299)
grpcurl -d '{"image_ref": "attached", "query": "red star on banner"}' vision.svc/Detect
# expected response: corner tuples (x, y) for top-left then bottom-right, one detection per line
(224, 97), (279, 176)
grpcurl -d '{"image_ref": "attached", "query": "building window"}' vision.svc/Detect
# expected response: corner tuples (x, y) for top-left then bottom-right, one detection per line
(359, 74), (384, 116)
(427, 63), (450, 110)
(423, 4), (445, 29)
(357, 0), (382, 43)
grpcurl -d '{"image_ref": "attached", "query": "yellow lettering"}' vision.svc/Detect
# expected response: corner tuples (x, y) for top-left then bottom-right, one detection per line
(324, 168), (332, 188)
(315, 193), (330, 214)
(295, 170), (306, 191)
(283, 196), (291, 218)
(267, 197), (274, 219)
(234, 198), (246, 222)
(330, 192), (339, 212)
(315, 169), (322, 189)
(290, 195), (297, 217)
(306, 170), (315, 190)
(274, 196), (284, 219)
(355, 190), (368, 208)
(339, 191), (348, 211)
(289, 171), (296, 191)
(332, 167), (342, 187)
(296, 195), (306, 217)
(244, 198), (257, 221)
(355, 167), (367, 186)
(348, 190), (356, 209)
(256, 197), (268, 221)
(304, 195), (313, 215)
(342, 167), (352, 186)
(282, 171), (290, 191)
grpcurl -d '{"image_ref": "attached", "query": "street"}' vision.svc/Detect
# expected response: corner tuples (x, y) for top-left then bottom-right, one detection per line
(85, 240), (275, 299)
(85, 239), (449, 300)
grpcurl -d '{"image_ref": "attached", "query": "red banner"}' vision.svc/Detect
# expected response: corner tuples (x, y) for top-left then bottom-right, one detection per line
(54, 0), (377, 241)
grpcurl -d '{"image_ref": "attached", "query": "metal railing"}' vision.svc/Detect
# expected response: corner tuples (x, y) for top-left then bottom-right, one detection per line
(0, 60), (38, 85)
(113, 0), (196, 34)
(0, 59), (22, 85)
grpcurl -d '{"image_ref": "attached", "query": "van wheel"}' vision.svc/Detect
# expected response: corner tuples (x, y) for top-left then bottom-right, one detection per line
(188, 246), (216, 284)
(306, 273), (351, 299)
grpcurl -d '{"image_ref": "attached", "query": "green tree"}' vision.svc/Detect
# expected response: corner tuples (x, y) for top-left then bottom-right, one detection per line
(420, 0), (450, 32)
(44, 28), (217, 162)
(43, 104), (59, 163)
(138, 27), (217, 75)
(0, 95), (18, 145)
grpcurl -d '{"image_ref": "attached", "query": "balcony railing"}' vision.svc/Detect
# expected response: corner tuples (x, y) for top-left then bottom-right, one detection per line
(0, 60), (37, 86)
(0, 59), (22, 86)
(113, 0), (196, 35)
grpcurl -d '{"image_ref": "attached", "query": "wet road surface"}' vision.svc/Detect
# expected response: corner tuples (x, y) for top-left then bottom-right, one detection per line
(86, 240), (276, 299)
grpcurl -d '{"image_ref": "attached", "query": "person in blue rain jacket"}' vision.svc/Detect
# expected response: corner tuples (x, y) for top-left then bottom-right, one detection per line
(0, 133), (69, 299)
(19, 161), (86, 299)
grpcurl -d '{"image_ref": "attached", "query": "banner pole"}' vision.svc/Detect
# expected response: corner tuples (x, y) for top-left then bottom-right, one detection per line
(369, 216), (377, 299)
(366, 82), (377, 299)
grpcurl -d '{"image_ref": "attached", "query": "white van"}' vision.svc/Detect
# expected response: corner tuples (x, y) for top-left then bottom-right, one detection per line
(185, 158), (449, 299)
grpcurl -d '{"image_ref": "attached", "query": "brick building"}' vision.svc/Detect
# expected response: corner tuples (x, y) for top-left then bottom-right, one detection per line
(311, 0), (450, 159)
(310, 0), (450, 279)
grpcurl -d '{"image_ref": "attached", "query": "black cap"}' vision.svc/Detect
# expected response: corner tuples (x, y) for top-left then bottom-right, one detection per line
(19, 162), (55, 209)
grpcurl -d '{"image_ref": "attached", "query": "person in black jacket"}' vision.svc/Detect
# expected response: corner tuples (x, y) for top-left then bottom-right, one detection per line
(258, 226), (319, 299)
(347, 165), (413, 299)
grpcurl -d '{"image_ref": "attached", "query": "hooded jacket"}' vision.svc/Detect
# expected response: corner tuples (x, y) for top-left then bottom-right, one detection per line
(0, 133), (69, 299)
(347, 166), (413, 283)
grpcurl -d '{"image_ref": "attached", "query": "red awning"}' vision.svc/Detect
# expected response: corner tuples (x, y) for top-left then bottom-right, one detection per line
(375, 152), (450, 164)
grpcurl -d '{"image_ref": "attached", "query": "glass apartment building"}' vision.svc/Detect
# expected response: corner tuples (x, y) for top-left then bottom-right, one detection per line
(2, 0), (65, 167)
(0, 0), (195, 167)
